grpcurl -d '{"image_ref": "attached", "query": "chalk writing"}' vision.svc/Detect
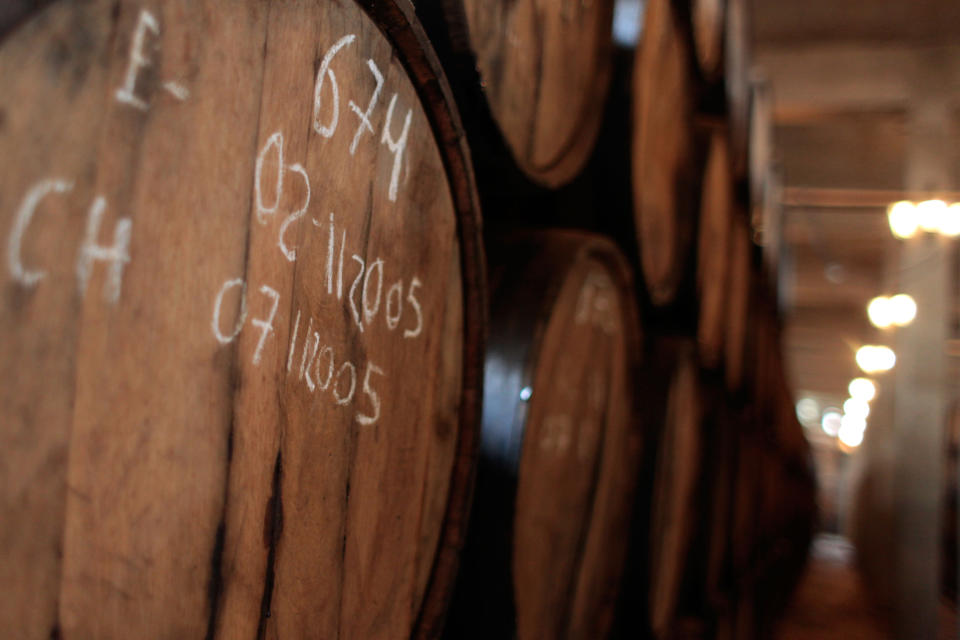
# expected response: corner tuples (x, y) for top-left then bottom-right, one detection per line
(381, 93), (412, 203)
(278, 163), (310, 262)
(255, 132), (284, 223)
(349, 59), (384, 155)
(313, 34), (356, 138)
(115, 9), (159, 111)
(212, 279), (247, 344)
(162, 81), (190, 101)
(357, 362), (385, 425)
(541, 414), (573, 454)
(76, 196), (133, 303)
(283, 307), (388, 423)
(7, 178), (73, 287)
(211, 278), (280, 363)
(7, 180), (132, 304)
(574, 271), (617, 334)
(115, 9), (189, 111)
(251, 285), (280, 365)
(312, 33), (413, 202)
(253, 131), (312, 261)
(404, 277), (423, 338)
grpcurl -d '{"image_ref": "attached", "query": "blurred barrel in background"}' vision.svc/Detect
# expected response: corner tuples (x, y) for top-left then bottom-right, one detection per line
(632, 0), (702, 307)
(646, 341), (704, 637)
(697, 130), (735, 370)
(724, 213), (753, 394)
(691, 0), (726, 82)
(447, 231), (643, 639)
(418, 0), (615, 189)
(0, 1), (485, 638)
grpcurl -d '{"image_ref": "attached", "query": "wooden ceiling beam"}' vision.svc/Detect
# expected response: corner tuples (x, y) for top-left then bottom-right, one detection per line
(754, 43), (960, 122)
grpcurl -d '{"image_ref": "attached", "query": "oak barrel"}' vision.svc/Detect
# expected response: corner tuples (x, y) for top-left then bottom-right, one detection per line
(632, 0), (701, 306)
(696, 130), (734, 369)
(447, 230), (643, 639)
(422, 0), (615, 188)
(647, 340), (703, 637)
(723, 212), (752, 393)
(691, 0), (725, 81)
(0, 2), (485, 638)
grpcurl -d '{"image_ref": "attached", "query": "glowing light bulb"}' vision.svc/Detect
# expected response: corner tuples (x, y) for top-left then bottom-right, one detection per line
(856, 345), (896, 373)
(941, 203), (960, 237)
(838, 419), (865, 448)
(867, 296), (892, 329)
(888, 294), (916, 326)
(821, 409), (842, 437)
(796, 398), (820, 426)
(888, 201), (918, 239)
(843, 398), (870, 419)
(848, 378), (876, 402)
(917, 199), (947, 232)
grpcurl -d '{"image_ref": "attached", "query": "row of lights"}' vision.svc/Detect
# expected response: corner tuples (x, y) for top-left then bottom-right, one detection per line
(835, 303), (901, 449)
(802, 199), (947, 449)
(888, 200), (960, 239)
(797, 378), (878, 450)
(829, 378), (876, 449)
(798, 291), (908, 450)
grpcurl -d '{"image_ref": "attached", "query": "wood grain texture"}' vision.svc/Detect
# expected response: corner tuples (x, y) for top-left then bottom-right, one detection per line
(0, 2), (485, 638)
(692, 0), (725, 81)
(724, 212), (752, 393)
(648, 341), (703, 637)
(451, 0), (615, 187)
(724, 0), (751, 177)
(697, 130), (734, 369)
(447, 231), (643, 639)
(632, 0), (700, 306)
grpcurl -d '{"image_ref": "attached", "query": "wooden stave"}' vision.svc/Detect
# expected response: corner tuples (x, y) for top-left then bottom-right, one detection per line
(632, 0), (704, 308)
(691, 0), (726, 82)
(446, 230), (643, 639)
(646, 339), (704, 638)
(696, 129), (735, 369)
(723, 210), (753, 394)
(0, 1), (487, 638)
(660, 373), (738, 637)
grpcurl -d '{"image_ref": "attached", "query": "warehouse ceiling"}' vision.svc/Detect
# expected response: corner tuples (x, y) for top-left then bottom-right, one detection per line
(749, 0), (960, 401)
(753, 0), (960, 46)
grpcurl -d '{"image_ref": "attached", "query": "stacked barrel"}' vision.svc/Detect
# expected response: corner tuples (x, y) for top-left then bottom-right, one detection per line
(0, 1), (815, 639)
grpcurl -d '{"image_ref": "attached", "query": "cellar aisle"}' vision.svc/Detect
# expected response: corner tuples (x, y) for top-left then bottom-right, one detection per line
(777, 534), (890, 639)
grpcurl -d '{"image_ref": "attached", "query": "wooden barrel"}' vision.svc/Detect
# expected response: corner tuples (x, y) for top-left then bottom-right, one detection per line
(691, 0), (726, 81)
(730, 424), (761, 589)
(748, 290), (782, 425)
(632, 0), (701, 306)
(427, 0), (615, 187)
(696, 130), (734, 369)
(648, 341), (703, 637)
(663, 378), (736, 632)
(724, 212), (752, 393)
(0, 2), (485, 638)
(702, 398), (738, 612)
(447, 230), (643, 639)
(750, 445), (815, 638)
(723, 0), (751, 177)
